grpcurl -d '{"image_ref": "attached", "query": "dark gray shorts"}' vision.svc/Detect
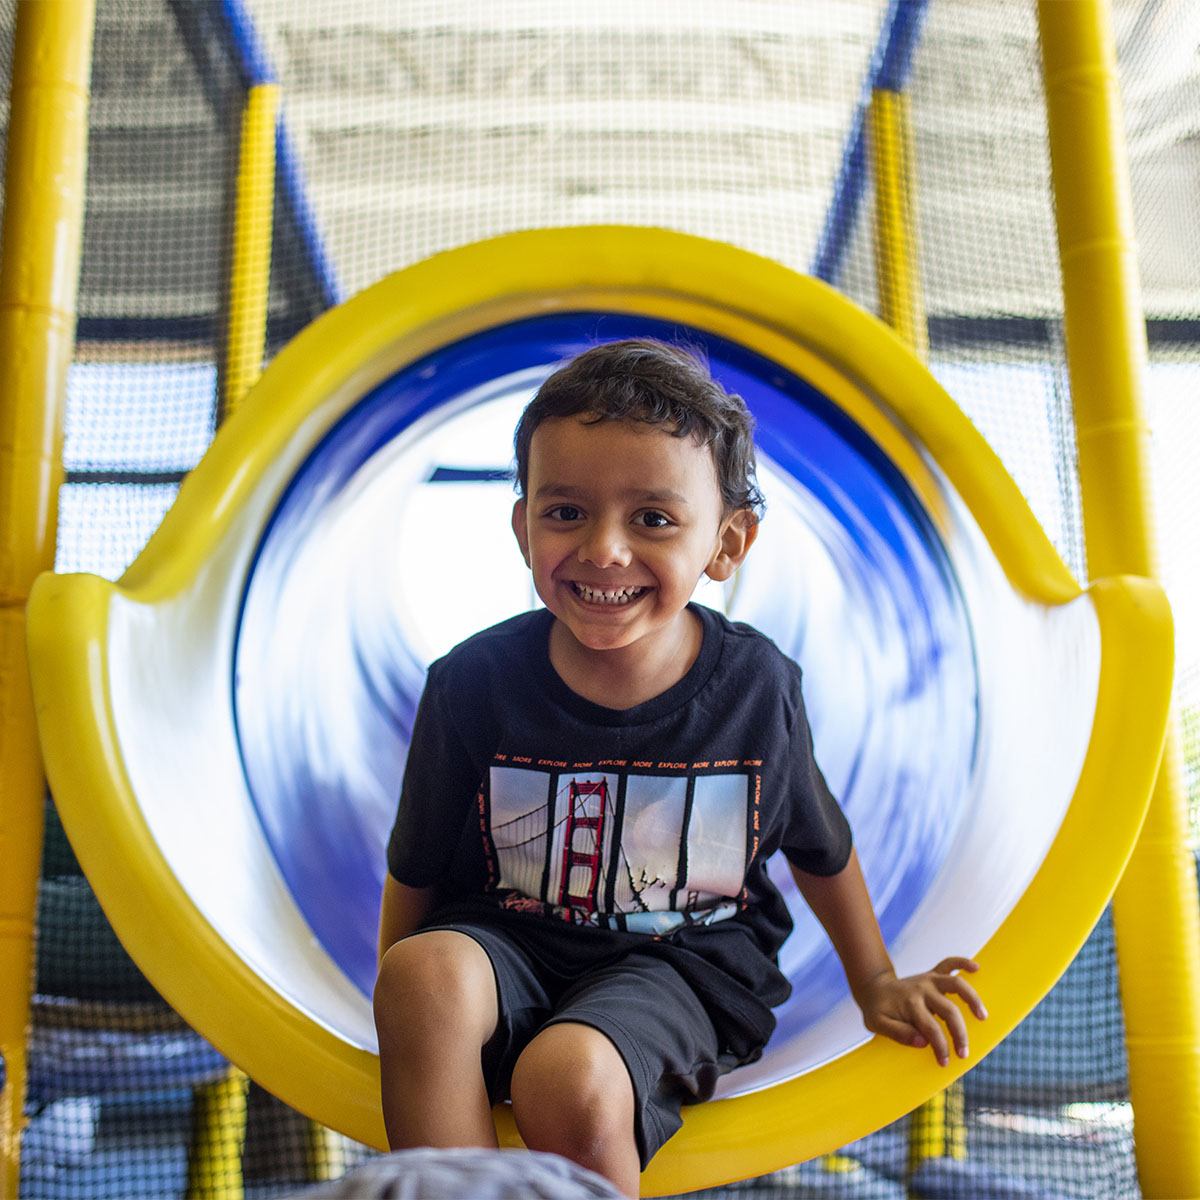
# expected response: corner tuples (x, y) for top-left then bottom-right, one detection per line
(417, 921), (730, 1169)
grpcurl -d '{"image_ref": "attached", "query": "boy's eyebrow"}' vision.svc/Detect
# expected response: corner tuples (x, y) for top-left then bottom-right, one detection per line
(534, 483), (691, 505)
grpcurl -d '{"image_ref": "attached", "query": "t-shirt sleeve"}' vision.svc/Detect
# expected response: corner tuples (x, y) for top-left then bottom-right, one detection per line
(778, 692), (853, 877)
(385, 662), (481, 888)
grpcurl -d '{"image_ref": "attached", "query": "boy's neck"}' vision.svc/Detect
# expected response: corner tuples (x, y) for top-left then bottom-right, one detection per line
(547, 607), (704, 711)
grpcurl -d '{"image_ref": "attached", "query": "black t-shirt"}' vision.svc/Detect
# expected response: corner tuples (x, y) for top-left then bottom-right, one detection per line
(387, 602), (852, 1060)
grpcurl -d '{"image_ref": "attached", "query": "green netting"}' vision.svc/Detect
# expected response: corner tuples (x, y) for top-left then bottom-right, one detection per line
(6, 0), (1199, 1197)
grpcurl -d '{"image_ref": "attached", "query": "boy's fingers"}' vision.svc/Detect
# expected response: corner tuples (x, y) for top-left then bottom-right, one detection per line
(933, 956), (979, 976)
(909, 1011), (952, 1066)
(871, 1014), (929, 1051)
(946, 977), (989, 1020)
(872, 964), (987, 1065)
(935, 971), (989, 1020)
(919, 994), (971, 1061)
(938, 1003), (972, 1059)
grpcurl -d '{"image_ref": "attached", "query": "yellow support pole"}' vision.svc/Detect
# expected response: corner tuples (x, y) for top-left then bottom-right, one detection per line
(0, 2), (96, 1196)
(868, 84), (964, 1188)
(305, 1120), (347, 1183)
(1038, 3), (1200, 1196)
(186, 79), (279, 1200)
(905, 1085), (966, 1180)
(219, 82), (278, 423)
(869, 87), (929, 361)
(186, 1066), (250, 1200)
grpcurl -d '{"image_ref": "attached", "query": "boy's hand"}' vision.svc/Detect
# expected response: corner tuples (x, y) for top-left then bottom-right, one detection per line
(856, 957), (987, 1067)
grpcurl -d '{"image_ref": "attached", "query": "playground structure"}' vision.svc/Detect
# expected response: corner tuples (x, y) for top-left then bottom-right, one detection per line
(2, 1), (1199, 1198)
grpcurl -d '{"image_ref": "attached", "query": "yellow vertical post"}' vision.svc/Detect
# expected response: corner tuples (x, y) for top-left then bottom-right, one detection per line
(1038, 2), (1200, 1196)
(219, 81), (278, 423)
(870, 87), (929, 361)
(185, 79), (278, 1200)
(186, 1066), (251, 1200)
(905, 1083), (966, 1179)
(0, 2), (96, 1195)
(305, 1122), (347, 1183)
(868, 83), (965, 1187)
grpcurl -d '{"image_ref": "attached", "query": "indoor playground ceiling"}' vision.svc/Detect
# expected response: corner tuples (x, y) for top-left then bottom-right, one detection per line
(0, 0), (1197, 325)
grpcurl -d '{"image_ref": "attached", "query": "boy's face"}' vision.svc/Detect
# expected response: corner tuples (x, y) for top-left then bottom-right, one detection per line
(512, 415), (756, 660)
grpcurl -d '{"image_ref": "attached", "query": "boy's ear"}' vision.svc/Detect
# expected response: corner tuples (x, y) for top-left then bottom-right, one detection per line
(511, 498), (531, 567)
(705, 509), (759, 582)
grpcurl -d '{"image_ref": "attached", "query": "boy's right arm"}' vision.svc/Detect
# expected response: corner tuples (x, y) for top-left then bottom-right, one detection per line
(790, 849), (986, 1066)
(377, 875), (440, 964)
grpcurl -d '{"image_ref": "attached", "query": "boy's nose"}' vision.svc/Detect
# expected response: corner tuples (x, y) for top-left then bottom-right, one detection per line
(578, 521), (632, 568)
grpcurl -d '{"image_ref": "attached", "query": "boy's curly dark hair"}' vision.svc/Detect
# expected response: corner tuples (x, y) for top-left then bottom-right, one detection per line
(513, 339), (764, 519)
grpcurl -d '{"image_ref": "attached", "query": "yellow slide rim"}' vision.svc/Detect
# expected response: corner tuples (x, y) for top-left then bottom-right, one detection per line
(27, 227), (1173, 1193)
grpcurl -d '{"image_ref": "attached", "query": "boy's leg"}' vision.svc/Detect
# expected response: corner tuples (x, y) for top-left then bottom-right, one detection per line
(373, 930), (500, 1150)
(509, 1021), (641, 1198)
(509, 952), (729, 1198)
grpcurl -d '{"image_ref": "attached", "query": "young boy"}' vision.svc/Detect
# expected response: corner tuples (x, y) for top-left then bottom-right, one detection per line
(374, 339), (986, 1197)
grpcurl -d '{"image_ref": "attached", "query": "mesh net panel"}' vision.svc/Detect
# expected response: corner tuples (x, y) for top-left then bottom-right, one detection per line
(6, 0), (1198, 1197)
(1122, 0), (1200, 846)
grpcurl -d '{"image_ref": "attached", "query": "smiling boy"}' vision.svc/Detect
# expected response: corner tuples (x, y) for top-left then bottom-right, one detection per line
(374, 339), (985, 1197)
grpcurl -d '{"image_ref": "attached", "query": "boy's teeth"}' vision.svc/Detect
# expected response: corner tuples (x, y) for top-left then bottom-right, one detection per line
(574, 583), (646, 605)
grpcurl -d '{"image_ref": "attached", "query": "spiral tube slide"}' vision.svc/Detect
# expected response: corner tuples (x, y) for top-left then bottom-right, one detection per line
(25, 228), (1173, 1194)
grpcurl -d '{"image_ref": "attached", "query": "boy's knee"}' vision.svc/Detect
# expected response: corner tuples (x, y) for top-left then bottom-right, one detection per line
(374, 931), (497, 1047)
(511, 1023), (635, 1152)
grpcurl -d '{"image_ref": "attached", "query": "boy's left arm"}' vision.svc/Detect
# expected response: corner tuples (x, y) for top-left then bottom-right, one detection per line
(790, 849), (987, 1067)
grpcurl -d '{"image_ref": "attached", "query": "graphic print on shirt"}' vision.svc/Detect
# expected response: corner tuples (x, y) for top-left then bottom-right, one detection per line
(488, 762), (753, 930)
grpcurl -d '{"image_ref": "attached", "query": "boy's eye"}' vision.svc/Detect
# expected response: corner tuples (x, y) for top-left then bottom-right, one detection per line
(635, 510), (672, 529)
(547, 504), (582, 522)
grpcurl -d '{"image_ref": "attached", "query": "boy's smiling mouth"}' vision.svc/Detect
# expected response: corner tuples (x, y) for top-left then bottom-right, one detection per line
(570, 582), (649, 606)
